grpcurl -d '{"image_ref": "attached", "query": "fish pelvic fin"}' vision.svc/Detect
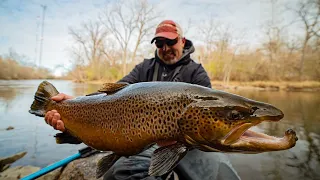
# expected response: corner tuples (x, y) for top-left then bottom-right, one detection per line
(29, 81), (59, 117)
(98, 82), (128, 94)
(148, 143), (188, 177)
(54, 132), (82, 144)
(96, 153), (121, 178)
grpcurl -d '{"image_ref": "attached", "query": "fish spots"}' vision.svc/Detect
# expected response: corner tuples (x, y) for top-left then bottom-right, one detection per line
(126, 136), (133, 142)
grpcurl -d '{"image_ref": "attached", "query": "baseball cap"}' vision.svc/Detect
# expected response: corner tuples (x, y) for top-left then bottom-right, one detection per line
(151, 20), (183, 43)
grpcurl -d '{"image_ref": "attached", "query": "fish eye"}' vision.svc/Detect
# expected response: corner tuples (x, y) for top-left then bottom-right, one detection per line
(227, 110), (242, 120)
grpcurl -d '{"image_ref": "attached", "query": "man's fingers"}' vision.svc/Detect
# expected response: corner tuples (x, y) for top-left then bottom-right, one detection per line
(56, 120), (65, 132)
(52, 113), (61, 130)
(51, 93), (73, 102)
(45, 110), (57, 125)
(44, 111), (50, 124)
(51, 93), (66, 102)
(47, 112), (54, 125)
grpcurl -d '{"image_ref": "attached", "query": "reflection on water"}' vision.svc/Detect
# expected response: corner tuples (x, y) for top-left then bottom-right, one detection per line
(225, 89), (320, 180)
(0, 80), (319, 180)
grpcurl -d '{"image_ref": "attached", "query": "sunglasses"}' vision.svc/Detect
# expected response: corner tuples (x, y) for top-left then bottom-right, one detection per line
(155, 38), (178, 48)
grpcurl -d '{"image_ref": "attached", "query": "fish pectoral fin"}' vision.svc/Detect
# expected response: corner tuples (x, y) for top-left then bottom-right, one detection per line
(98, 82), (129, 94)
(148, 143), (188, 177)
(96, 153), (121, 178)
(54, 132), (82, 144)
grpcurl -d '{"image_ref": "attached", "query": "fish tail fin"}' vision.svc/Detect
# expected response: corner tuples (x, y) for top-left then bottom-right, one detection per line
(29, 81), (59, 117)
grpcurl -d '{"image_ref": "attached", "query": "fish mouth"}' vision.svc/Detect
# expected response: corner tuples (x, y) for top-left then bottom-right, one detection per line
(221, 122), (298, 152)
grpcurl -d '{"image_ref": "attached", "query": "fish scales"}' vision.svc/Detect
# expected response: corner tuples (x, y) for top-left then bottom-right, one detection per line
(46, 83), (195, 155)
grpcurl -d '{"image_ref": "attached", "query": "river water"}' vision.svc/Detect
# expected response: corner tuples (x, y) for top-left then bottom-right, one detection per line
(0, 80), (319, 180)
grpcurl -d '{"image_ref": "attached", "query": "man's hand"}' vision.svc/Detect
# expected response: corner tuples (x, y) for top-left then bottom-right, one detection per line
(44, 93), (73, 132)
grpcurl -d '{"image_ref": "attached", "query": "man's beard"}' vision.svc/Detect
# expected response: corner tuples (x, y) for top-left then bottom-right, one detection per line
(157, 50), (180, 65)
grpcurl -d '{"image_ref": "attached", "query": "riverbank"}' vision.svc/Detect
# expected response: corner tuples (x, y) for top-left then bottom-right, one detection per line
(86, 80), (320, 92)
(210, 81), (320, 91)
(0, 153), (105, 180)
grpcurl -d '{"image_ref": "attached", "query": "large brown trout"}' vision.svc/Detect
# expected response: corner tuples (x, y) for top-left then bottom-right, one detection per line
(29, 81), (297, 178)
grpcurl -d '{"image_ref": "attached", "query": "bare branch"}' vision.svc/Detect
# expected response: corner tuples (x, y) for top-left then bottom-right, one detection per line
(99, 0), (158, 76)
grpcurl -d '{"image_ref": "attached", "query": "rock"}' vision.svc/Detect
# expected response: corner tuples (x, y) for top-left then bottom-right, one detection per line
(59, 152), (111, 180)
(0, 165), (40, 180)
(0, 151), (27, 172)
(0, 165), (62, 180)
(6, 126), (14, 131)
(0, 151), (108, 180)
(37, 167), (62, 180)
(1, 164), (10, 172)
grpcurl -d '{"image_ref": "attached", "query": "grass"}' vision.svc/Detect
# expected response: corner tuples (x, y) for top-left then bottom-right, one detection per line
(211, 81), (320, 91)
(84, 80), (320, 92)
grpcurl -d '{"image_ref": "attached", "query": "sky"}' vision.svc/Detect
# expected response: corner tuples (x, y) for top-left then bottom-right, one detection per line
(0, 0), (299, 76)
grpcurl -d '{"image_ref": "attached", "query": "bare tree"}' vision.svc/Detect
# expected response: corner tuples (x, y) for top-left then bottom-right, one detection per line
(100, 0), (158, 76)
(198, 17), (220, 57)
(262, 26), (284, 62)
(289, 0), (320, 80)
(131, 0), (158, 65)
(261, 0), (287, 64)
(183, 18), (194, 37)
(220, 27), (247, 85)
(68, 47), (86, 82)
(69, 20), (109, 80)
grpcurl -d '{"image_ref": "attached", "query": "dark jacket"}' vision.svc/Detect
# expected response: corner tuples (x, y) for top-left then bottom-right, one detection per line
(118, 39), (211, 88)
(102, 40), (237, 180)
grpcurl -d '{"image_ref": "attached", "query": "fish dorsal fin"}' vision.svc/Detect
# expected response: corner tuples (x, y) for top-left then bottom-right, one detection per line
(148, 143), (188, 176)
(98, 82), (129, 94)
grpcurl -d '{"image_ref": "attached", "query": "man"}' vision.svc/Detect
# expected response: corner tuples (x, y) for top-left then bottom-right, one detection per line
(45, 20), (240, 180)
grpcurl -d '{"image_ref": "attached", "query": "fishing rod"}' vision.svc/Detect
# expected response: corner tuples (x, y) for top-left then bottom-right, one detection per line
(21, 146), (99, 180)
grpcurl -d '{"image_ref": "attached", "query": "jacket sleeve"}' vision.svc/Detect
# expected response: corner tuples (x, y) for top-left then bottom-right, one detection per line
(117, 62), (143, 84)
(191, 64), (212, 88)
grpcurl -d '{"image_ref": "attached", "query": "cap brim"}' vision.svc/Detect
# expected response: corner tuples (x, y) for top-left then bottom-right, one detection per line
(151, 32), (178, 43)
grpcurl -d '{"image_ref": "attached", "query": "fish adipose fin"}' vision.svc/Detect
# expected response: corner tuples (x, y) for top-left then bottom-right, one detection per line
(54, 131), (82, 144)
(29, 81), (59, 117)
(148, 143), (188, 176)
(96, 153), (121, 178)
(98, 82), (129, 94)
